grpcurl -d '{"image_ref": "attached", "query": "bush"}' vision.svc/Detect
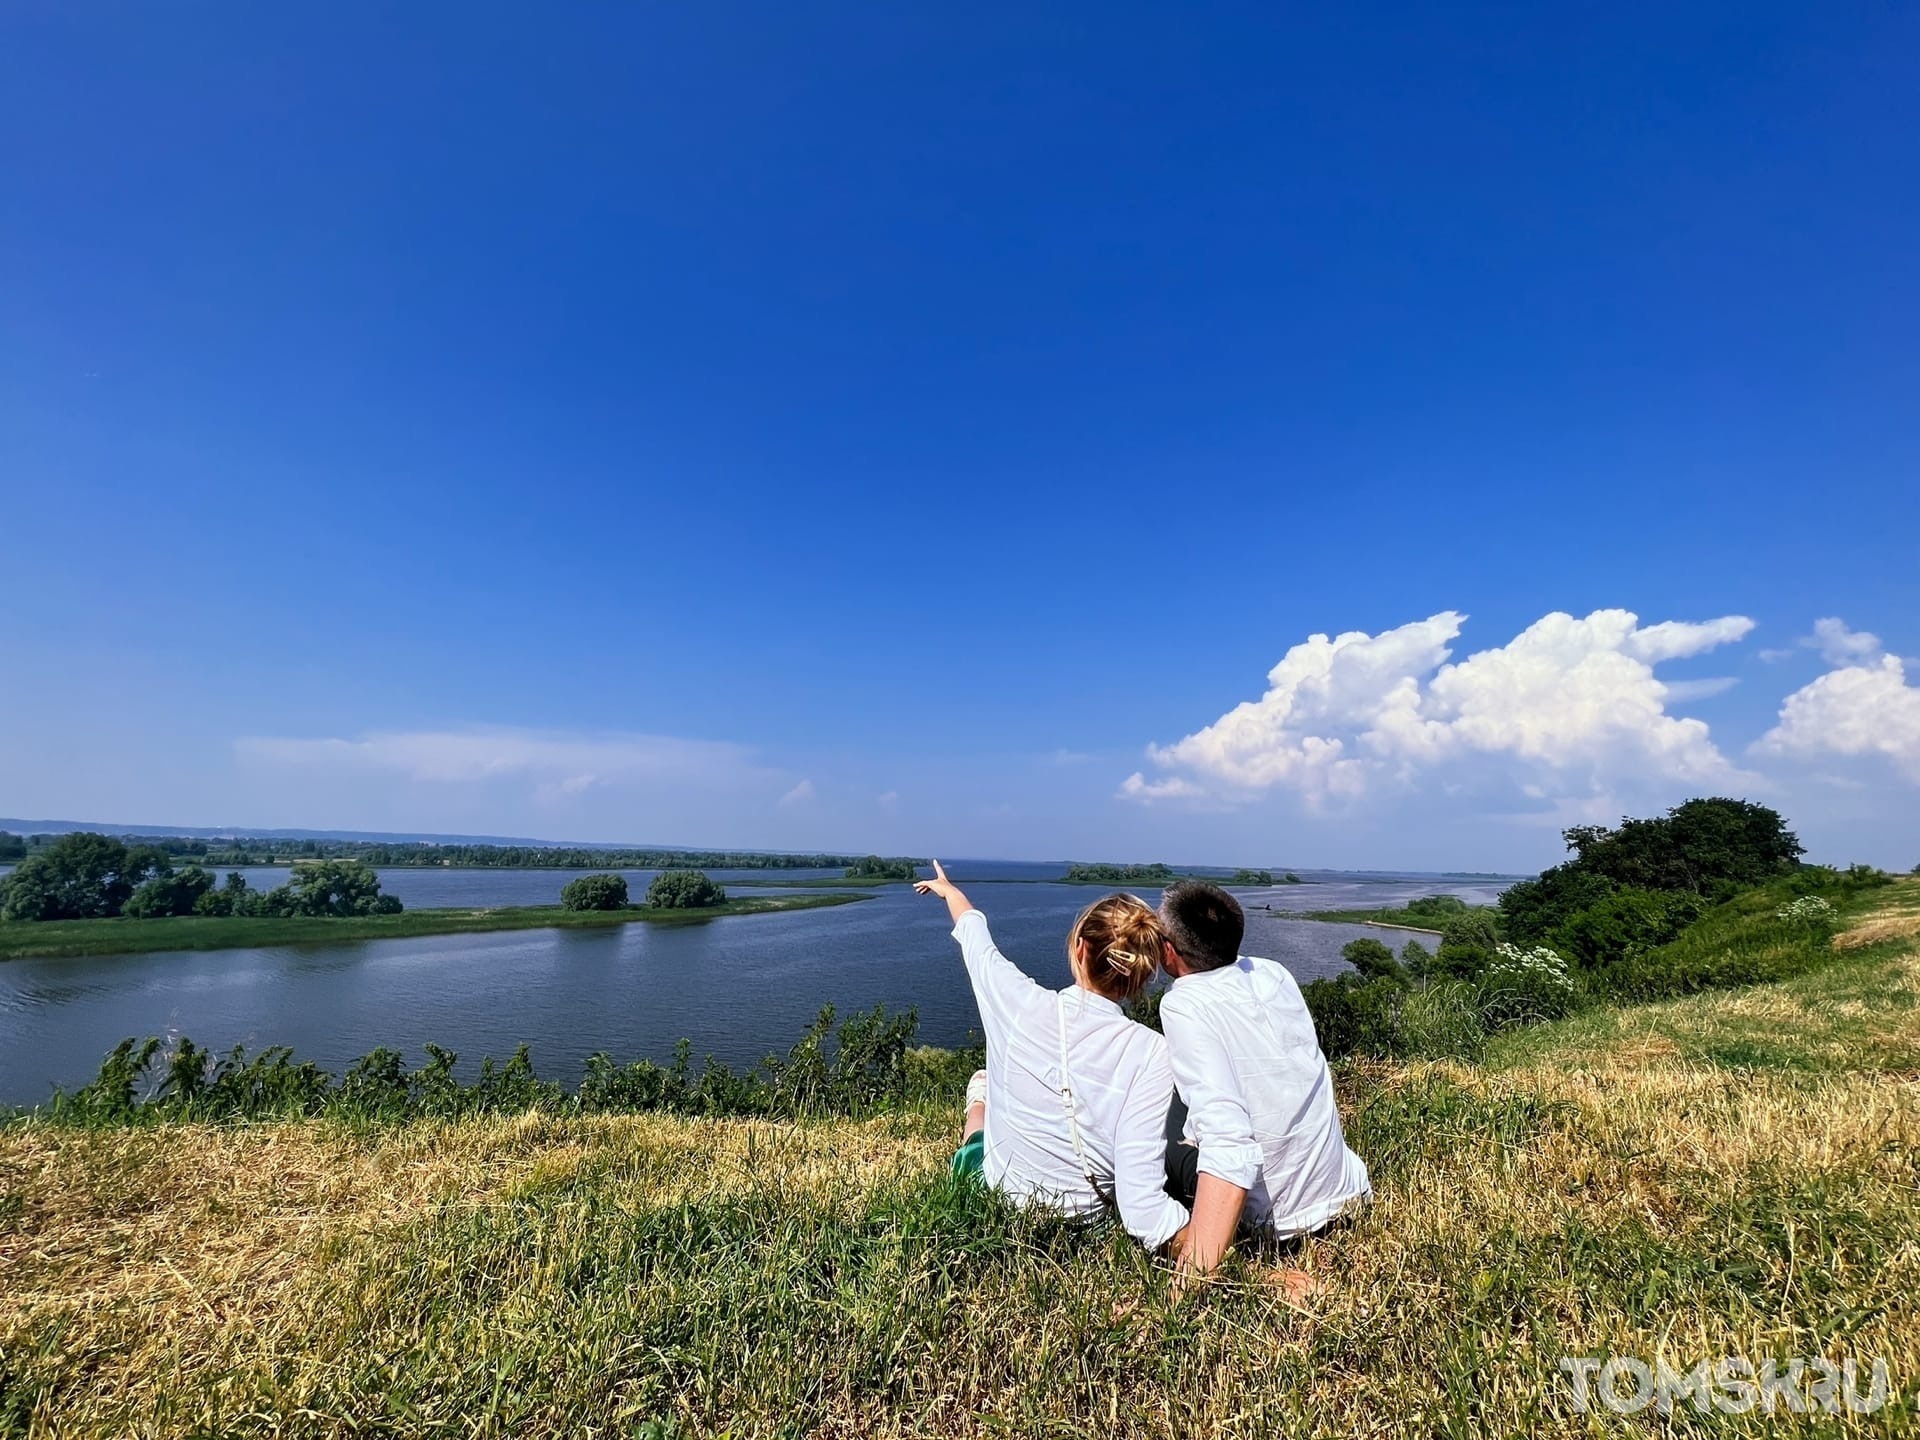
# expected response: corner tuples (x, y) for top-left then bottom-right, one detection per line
(646, 869), (727, 909)
(561, 873), (630, 911)
(1598, 868), (1875, 1001)
(1433, 911), (1501, 980)
(1400, 940), (1432, 979)
(1402, 894), (1469, 921)
(1340, 937), (1407, 983)
(47, 1003), (924, 1126)
(1302, 975), (1404, 1059)
(1550, 887), (1703, 977)
(1475, 943), (1579, 1031)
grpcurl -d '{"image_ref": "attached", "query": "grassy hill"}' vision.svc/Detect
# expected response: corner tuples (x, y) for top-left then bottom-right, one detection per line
(3, 882), (1917, 1436)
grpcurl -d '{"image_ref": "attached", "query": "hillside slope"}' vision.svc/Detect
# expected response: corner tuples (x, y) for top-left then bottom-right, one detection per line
(4, 882), (1917, 1437)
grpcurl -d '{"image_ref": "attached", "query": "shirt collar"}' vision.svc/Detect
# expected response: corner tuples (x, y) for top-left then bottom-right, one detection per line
(1168, 956), (1250, 988)
(1060, 985), (1123, 1014)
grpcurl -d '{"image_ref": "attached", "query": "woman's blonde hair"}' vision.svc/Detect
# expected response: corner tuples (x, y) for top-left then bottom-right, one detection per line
(1067, 892), (1166, 1001)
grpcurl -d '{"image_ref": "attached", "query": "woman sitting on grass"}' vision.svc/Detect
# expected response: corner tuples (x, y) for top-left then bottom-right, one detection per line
(914, 860), (1191, 1255)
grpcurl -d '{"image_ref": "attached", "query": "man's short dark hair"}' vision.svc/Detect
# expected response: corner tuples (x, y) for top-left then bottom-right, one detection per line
(1159, 881), (1244, 972)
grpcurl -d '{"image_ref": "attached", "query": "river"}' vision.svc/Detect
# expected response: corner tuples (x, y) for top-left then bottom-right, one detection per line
(0, 862), (1511, 1107)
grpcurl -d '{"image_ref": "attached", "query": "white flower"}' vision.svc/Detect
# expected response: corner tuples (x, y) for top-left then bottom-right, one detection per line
(1774, 896), (1836, 923)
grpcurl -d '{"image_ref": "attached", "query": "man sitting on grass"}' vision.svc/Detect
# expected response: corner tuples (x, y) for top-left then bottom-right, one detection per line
(1156, 880), (1372, 1281)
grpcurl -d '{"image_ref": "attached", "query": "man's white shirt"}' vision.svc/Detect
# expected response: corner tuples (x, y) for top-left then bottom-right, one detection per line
(952, 909), (1189, 1250)
(1160, 954), (1371, 1236)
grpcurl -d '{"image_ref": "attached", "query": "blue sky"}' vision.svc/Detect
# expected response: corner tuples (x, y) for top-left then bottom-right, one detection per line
(3, 3), (1916, 871)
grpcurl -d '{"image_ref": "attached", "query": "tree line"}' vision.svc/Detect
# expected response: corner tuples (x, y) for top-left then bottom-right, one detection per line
(0, 833), (402, 922)
(1288, 797), (1882, 1059)
(0, 834), (927, 872)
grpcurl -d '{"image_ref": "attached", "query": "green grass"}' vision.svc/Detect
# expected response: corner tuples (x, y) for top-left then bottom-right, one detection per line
(3, 883), (1916, 1437)
(1299, 904), (1484, 929)
(0, 892), (873, 961)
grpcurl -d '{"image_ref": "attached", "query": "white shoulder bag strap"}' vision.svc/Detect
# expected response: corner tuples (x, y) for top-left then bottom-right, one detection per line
(1056, 992), (1117, 1211)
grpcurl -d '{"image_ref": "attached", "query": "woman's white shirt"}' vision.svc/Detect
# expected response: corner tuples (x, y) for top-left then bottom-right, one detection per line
(952, 908), (1188, 1250)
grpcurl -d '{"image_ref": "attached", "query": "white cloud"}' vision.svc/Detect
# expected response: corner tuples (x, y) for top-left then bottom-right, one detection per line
(238, 727), (779, 792)
(1127, 608), (1756, 810)
(1048, 749), (1094, 766)
(1758, 648), (1796, 663)
(1807, 617), (1883, 668)
(1758, 652), (1920, 783)
(1659, 676), (1740, 703)
(877, 790), (900, 809)
(1119, 771), (1206, 802)
(778, 779), (816, 807)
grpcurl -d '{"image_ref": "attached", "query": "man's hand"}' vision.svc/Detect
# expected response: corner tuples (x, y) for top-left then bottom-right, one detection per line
(913, 860), (973, 925)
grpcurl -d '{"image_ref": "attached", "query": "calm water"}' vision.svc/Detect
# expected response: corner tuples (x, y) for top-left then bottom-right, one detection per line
(0, 863), (1511, 1107)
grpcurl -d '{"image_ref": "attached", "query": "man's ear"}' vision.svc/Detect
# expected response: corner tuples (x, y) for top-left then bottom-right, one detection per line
(1161, 939), (1185, 977)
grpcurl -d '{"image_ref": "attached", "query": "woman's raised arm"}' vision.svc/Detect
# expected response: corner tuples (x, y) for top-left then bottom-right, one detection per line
(912, 859), (974, 925)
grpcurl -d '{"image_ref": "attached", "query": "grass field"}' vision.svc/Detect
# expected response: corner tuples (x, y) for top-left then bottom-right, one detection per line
(2, 882), (1916, 1436)
(0, 892), (872, 961)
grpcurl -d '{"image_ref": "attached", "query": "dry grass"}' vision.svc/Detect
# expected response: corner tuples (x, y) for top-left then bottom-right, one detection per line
(5, 885), (1919, 1438)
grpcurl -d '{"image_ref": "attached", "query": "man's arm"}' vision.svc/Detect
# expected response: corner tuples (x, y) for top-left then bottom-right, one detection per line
(1175, 1172), (1248, 1279)
(1160, 993), (1263, 1283)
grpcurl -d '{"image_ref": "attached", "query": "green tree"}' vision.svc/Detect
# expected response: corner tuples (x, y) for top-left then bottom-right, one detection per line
(1340, 937), (1408, 984)
(270, 860), (401, 917)
(1433, 911), (1502, 980)
(192, 872), (253, 917)
(0, 832), (26, 861)
(561, 873), (630, 911)
(845, 856), (918, 881)
(124, 865), (217, 918)
(646, 869), (728, 909)
(0, 832), (138, 921)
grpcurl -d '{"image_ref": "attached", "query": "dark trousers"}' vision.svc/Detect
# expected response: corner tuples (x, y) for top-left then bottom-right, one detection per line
(1163, 1094), (1198, 1205)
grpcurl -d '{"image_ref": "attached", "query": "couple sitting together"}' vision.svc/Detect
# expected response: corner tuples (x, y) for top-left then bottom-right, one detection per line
(915, 861), (1370, 1283)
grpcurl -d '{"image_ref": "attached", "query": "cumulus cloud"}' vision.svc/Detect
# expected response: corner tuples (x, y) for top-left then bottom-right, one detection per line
(1758, 649), (1920, 784)
(1806, 617), (1883, 667)
(1124, 609), (1756, 809)
(238, 727), (781, 793)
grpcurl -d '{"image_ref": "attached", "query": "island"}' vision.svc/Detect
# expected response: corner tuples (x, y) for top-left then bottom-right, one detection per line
(0, 837), (872, 961)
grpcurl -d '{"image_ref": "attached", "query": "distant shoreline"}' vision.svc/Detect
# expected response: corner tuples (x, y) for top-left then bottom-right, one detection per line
(0, 892), (871, 962)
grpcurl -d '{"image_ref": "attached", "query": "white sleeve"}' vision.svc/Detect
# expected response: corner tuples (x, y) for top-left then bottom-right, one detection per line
(1160, 991), (1264, 1191)
(951, 909), (1040, 1032)
(1111, 1041), (1191, 1250)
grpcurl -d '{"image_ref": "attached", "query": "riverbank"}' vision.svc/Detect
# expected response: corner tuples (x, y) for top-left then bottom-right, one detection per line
(5, 883), (1914, 1435)
(0, 892), (872, 961)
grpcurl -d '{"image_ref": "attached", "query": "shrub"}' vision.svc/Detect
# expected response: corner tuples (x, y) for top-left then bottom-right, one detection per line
(1399, 940), (1432, 979)
(1475, 943), (1578, 1031)
(1433, 911), (1501, 980)
(561, 873), (630, 911)
(1600, 870), (1867, 1001)
(1302, 975), (1404, 1059)
(1402, 894), (1469, 921)
(1551, 887), (1703, 977)
(1340, 937), (1407, 983)
(45, 1003), (923, 1126)
(646, 869), (727, 909)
